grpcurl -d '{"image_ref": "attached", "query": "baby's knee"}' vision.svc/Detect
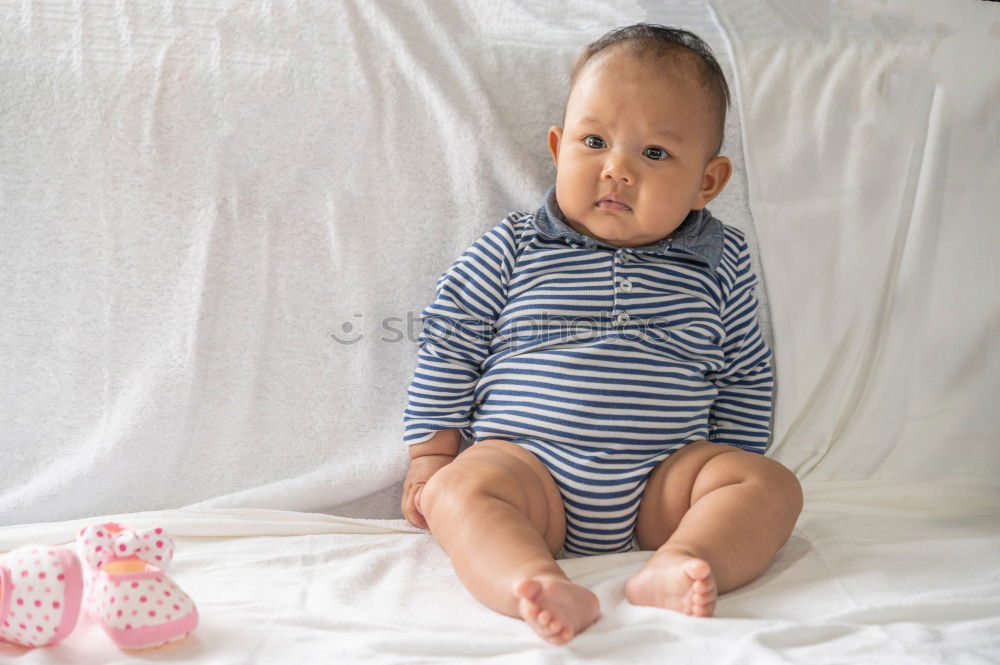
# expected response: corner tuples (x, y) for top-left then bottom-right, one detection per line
(771, 461), (804, 514)
(420, 460), (504, 520)
(698, 449), (802, 508)
(747, 456), (803, 516)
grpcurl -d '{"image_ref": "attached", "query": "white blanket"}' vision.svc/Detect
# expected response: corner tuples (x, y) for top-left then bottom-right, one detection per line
(2, 0), (998, 662)
(1, 484), (998, 664)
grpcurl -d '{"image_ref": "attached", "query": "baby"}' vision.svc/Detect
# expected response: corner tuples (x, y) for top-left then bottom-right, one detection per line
(401, 24), (803, 645)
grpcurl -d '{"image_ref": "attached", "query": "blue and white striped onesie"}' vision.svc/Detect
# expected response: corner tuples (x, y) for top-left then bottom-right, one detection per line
(404, 187), (774, 556)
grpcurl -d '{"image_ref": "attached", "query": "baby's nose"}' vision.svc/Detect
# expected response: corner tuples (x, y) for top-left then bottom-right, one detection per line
(601, 152), (635, 185)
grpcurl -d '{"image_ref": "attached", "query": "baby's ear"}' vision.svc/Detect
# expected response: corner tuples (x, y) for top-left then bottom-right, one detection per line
(547, 126), (564, 167)
(693, 156), (732, 209)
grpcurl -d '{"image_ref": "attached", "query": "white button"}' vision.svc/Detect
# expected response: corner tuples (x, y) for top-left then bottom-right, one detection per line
(619, 278), (633, 292)
(616, 312), (630, 325)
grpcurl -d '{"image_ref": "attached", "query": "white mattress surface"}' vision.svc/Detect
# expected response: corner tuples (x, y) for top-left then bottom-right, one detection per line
(0, 483), (998, 664)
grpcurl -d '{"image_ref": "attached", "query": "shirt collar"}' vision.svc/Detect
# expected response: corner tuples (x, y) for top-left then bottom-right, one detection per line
(531, 186), (725, 271)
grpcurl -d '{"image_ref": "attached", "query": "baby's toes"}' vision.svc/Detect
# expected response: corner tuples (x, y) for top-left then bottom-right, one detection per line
(548, 625), (572, 645)
(535, 611), (568, 640)
(520, 599), (540, 623)
(690, 590), (716, 617)
(542, 619), (572, 645)
(689, 579), (716, 615)
(693, 577), (716, 596)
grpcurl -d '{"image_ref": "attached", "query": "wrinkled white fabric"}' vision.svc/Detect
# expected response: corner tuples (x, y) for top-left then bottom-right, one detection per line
(0, 489), (997, 664)
(0, 0), (763, 524)
(711, 0), (1000, 481)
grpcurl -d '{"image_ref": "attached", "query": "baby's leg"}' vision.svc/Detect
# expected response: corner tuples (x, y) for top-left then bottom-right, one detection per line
(626, 442), (803, 616)
(419, 439), (600, 645)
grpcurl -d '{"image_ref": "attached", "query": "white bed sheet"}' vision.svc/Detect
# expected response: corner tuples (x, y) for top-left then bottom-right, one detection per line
(1, 482), (998, 664)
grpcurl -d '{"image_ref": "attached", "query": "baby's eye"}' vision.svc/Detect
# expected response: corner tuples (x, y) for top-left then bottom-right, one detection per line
(644, 146), (670, 161)
(583, 135), (606, 149)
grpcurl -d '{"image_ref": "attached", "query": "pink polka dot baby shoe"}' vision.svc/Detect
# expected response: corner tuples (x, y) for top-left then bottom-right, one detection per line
(77, 523), (198, 650)
(0, 545), (83, 648)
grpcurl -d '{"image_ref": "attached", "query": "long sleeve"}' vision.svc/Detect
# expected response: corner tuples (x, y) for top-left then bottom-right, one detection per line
(402, 215), (520, 446)
(706, 236), (774, 454)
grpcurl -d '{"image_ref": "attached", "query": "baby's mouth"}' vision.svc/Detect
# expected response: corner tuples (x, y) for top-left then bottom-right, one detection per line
(596, 196), (632, 211)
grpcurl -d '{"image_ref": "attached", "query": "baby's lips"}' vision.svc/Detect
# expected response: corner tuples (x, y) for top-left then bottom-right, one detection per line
(596, 198), (631, 211)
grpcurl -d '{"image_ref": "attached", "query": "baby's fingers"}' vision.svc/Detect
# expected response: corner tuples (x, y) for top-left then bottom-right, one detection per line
(414, 485), (426, 515)
(403, 485), (429, 529)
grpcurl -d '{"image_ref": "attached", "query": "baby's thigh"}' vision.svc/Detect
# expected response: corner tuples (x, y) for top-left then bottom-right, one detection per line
(634, 441), (752, 549)
(423, 438), (566, 555)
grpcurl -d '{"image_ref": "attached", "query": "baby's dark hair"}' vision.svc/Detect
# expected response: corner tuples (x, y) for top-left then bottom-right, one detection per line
(569, 24), (731, 157)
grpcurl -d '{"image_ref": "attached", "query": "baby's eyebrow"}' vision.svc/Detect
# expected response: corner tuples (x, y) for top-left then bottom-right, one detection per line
(576, 115), (684, 144)
(650, 126), (684, 143)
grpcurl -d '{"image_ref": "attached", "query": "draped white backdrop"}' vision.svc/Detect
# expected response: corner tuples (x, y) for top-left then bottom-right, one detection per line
(1, 0), (770, 523)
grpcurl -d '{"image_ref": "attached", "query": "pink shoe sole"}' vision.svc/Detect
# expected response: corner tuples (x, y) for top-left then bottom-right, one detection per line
(103, 610), (198, 650)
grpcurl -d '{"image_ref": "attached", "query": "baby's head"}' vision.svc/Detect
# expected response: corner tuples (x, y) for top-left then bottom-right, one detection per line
(548, 24), (734, 248)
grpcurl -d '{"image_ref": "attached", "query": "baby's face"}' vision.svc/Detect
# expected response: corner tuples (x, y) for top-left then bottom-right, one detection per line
(548, 50), (730, 248)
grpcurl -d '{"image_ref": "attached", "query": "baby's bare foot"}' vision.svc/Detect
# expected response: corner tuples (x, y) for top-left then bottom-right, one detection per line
(624, 548), (717, 617)
(512, 575), (600, 645)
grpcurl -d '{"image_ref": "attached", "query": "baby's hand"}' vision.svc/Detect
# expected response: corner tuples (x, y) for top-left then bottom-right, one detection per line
(402, 454), (454, 529)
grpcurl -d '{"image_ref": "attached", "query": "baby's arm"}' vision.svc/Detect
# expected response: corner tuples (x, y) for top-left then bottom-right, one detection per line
(402, 429), (461, 529)
(401, 216), (521, 528)
(402, 216), (519, 447)
(707, 234), (774, 453)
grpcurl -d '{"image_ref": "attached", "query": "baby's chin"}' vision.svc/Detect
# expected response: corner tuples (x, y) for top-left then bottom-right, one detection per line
(579, 227), (661, 249)
(562, 220), (618, 245)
